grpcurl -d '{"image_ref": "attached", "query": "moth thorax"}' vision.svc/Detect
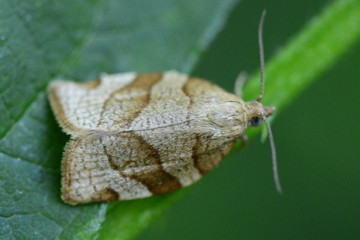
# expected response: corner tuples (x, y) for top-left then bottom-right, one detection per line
(207, 101), (247, 128)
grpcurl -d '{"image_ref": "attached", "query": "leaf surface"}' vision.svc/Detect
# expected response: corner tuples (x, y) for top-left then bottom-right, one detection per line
(0, 0), (239, 239)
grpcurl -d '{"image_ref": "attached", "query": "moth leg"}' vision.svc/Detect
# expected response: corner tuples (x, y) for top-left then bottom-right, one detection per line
(238, 134), (249, 150)
(234, 71), (248, 98)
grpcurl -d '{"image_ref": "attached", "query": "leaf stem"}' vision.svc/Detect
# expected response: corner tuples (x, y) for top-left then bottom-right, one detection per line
(243, 0), (360, 138)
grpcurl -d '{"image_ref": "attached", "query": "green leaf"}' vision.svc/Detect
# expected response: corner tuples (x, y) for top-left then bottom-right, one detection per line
(3, 0), (359, 239)
(0, 0), (239, 239)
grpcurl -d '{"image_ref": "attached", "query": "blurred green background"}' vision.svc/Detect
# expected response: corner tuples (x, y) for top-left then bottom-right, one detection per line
(138, 0), (360, 239)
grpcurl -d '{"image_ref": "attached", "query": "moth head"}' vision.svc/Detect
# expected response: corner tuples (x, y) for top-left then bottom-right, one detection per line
(246, 101), (275, 128)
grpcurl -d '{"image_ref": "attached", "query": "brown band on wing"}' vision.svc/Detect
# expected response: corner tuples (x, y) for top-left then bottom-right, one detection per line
(97, 73), (183, 195)
(182, 77), (194, 107)
(103, 144), (118, 170)
(182, 77), (238, 175)
(126, 133), (182, 195)
(195, 138), (237, 175)
(102, 130), (182, 195)
(97, 73), (163, 128)
(120, 73), (183, 194)
(91, 187), (119, 203)
(191, 134), (205, 175)
(190, 134), (218, 175)
(123, 73), (163, 126)
(182, 77), (205, 175)
(78, 79), (101, 89)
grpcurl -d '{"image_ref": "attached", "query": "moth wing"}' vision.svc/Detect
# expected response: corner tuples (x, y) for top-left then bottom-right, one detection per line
(180, 76), (239, 173)
(61, 131), (192, 205)
(48, 71), (238, 137)
(47, 72), (162, 136)
(54, 71), (240, 205)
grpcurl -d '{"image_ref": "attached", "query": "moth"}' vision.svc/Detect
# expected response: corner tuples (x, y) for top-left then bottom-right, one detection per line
(48, 11), (281, 205)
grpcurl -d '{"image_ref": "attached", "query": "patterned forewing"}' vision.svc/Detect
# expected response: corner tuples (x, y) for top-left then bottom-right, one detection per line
(131, 72), (203, 186)
(54, 71), (240, 204)
(60, 72), (203, 204)
(182, 77), (238, 173)
(96, 73), (163, 130)
(48, 73), (136, 135)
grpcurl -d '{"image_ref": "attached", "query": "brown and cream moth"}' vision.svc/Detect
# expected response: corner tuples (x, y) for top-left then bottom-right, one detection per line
(48, 11), (281, 205)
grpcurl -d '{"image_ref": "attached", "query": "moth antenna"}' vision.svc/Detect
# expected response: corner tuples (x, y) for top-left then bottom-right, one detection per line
(257, 9), (266, 103)
(256, 10), (282, 193)
(263, 116), (283, 194)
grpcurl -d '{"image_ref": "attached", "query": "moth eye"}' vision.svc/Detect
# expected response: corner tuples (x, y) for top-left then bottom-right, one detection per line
(250, 117), (262, 127)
